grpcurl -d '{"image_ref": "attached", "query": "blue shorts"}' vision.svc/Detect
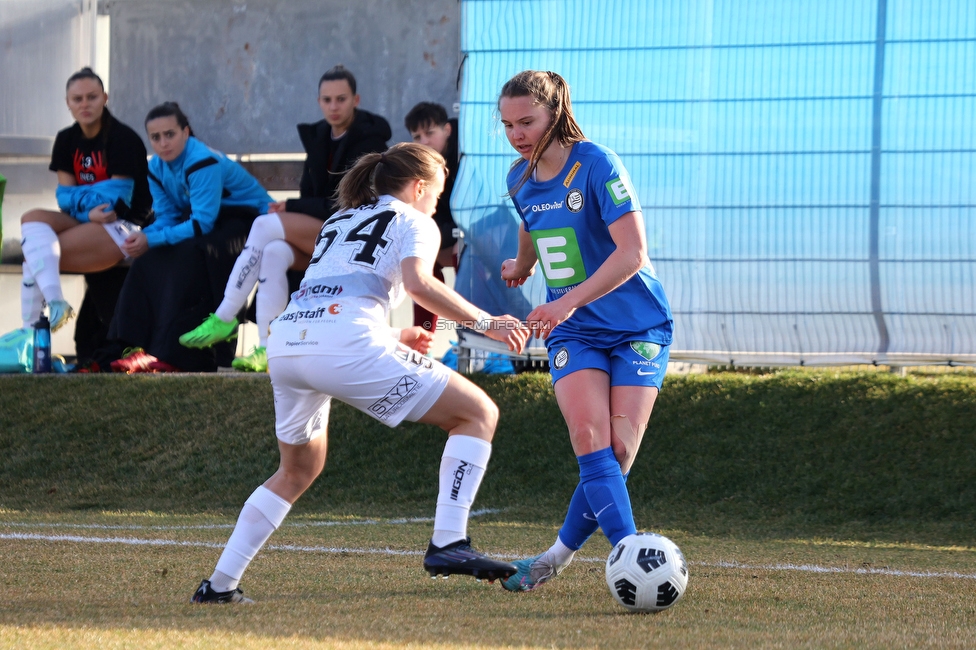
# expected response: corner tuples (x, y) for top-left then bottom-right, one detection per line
(547, 339), (670, 389)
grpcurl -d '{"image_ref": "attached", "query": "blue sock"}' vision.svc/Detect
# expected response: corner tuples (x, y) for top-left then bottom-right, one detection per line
(557, 471), (630, 550)
(577, 447), (636, 547)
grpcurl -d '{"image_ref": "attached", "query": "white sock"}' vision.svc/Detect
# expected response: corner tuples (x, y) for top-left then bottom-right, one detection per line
(255, 239), (294, 347)
(215, 213), (286, 323)
(543, 537), (577, 573)
(210, 485), (291, 591)
(20, 222), (64, 303)
(432, 435), (492, 548)
(21, 262), (45, 329)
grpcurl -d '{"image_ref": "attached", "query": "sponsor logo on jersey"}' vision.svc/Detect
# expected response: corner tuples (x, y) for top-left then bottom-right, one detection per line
(299, 329), (307, 340)
(284, 339), (320, 347)
(295, 282), (343, 301)
(530, 200), (564, 213)
(606, 177), (632, 206)
(562, 161), (582, 187)
(553, 346), (570, 370)
(566, 188), (584, 213)
(277, 307), (337, 323)
(531, 227), (586, 288)
(328, 303), (342, 315)
(368, 375), (420, 419)
(630, 341), (661, 361)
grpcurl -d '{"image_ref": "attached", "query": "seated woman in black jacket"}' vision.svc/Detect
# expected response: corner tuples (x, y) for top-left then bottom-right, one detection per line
(178, 64), (391, 372)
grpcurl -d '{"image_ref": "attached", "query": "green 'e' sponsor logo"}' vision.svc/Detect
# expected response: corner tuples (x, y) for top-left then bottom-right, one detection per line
(606, 177), (631, 206)
(531, 227), (586, 288)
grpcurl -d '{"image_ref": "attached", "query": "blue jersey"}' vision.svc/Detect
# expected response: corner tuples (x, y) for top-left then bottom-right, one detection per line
(144, 136), (272, 248)
(508, 141), (673, 347)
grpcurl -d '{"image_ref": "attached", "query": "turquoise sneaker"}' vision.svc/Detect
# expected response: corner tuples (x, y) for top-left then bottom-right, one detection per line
(48, 300), (75, 333)
(179, 314), (239, 348)
(501, 553), (559, 592)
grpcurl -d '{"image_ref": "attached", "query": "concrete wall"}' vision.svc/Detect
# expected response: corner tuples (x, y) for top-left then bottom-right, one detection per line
(0, 0), (86, 139)
(105, 0), (461, 153)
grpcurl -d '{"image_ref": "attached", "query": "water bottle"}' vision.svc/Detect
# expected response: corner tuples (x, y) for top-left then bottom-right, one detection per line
(32, 314), (52, 374)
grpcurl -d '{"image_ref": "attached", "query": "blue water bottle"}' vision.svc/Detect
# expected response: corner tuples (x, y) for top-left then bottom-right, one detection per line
(33, 314), (52, 374)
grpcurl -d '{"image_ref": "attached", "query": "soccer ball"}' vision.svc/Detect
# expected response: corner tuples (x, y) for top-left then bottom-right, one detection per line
(605, 532), (688, 613)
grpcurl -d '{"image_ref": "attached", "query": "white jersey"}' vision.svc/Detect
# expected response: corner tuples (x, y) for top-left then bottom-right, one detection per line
(268, 195), (440, 358)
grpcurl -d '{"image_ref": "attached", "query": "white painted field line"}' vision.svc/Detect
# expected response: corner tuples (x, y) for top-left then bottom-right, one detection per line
(0, 533), (423, 556)
(0, 509), (499, 532)
(698, 560), (976, 580)
(2, 532), (975, 581)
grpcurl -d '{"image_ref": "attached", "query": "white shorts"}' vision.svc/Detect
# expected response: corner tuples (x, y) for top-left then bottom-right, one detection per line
(268, 340), (453, 445)
(101, 219), (141, 256)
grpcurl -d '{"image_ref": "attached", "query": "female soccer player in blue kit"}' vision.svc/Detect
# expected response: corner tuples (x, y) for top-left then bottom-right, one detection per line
(498, 70), (674, 592)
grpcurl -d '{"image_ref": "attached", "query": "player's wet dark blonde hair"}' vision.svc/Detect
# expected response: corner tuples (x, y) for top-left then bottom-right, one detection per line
(499, 70), (586, 195)
(336, 142), (447, 210)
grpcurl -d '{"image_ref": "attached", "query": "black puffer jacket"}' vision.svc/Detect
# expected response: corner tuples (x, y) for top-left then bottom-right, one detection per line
(285, 108), (391, 220)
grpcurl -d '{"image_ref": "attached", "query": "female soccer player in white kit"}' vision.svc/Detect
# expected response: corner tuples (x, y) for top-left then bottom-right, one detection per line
(191, 142), (529, 603)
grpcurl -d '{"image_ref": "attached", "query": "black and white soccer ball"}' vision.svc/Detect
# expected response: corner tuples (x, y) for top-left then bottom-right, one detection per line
(605, 532), (688, 613)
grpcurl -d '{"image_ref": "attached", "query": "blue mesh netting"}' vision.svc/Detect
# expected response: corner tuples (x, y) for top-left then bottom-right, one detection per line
(454, 0), (976, 365)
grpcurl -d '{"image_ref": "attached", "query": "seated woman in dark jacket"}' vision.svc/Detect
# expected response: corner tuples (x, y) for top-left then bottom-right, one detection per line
(178, 65), (391, 373)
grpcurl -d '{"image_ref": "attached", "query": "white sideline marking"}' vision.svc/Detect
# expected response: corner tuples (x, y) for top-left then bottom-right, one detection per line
(2, 532), (975, 580)
(0, 509), (499, 532)
(698, 560), (976, 580)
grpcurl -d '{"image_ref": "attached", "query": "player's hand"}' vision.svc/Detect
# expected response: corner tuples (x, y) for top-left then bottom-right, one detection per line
(501, 258), (534, 288)
(88, 203), (117, 224)
(525, 298), (575, 340)
(399, 326), (434, 355)
(268, 200), (288, 213)
(121, 231), (150, 258)
(482, 314), (530, 353)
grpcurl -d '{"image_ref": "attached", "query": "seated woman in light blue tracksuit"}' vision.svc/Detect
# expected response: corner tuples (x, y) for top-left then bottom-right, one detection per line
(106, 102), (272, 372)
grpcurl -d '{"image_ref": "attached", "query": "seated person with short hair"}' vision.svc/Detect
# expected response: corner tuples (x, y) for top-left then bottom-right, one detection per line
(404, 101), (459, 333)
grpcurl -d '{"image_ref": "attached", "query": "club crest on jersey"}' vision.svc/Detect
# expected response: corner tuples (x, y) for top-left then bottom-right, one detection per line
(553, 347), (570, 370)
(566, 188), (584, 213)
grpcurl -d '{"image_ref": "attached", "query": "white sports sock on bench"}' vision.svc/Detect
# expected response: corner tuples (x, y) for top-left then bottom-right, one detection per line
(21, 261), (45, 329)
(20, 222), (64, 305)
(255, 239), (294, 347)
(215, 213), (286, 323)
